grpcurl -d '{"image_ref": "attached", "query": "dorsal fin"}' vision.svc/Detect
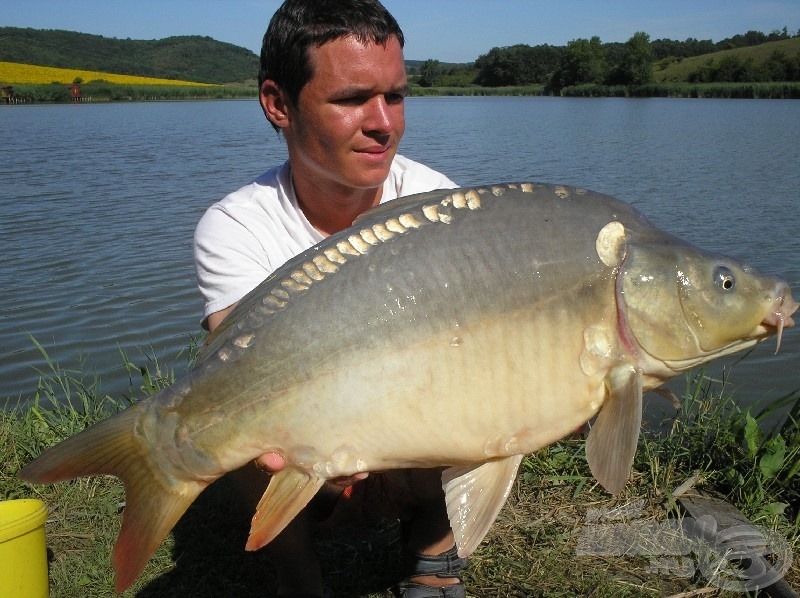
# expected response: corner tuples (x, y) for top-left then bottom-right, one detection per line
(352, 188), (461, 226)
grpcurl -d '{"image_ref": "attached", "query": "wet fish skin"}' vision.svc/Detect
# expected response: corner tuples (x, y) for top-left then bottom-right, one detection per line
(19, 183), (796, 592)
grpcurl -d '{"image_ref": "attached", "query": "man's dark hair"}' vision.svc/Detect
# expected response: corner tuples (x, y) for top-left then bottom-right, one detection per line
(259, 0), (404, 109)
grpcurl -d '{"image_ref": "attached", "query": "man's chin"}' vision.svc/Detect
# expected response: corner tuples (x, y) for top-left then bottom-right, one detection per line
(350, 165), (393, 189)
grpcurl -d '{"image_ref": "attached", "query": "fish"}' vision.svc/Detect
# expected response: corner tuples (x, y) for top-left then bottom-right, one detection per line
(20, 183), (797, 592)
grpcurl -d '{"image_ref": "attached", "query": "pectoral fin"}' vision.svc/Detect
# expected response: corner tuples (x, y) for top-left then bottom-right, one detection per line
(245, 468), (325, 551)
(442, 455), (524, 557)
(585, 365), (643, 495)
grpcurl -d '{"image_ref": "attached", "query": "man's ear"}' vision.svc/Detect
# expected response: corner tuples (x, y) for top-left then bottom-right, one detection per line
(260, 80), (291, 129)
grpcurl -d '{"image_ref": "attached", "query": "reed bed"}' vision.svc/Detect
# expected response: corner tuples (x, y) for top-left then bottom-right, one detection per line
(560, 81), (800, 99)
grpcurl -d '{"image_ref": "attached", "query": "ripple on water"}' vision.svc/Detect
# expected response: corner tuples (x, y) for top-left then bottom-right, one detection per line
(2, 99), (798, 412)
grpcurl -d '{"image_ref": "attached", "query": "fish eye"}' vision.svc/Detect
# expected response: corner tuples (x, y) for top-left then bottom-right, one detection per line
(713, 266), (736, 291)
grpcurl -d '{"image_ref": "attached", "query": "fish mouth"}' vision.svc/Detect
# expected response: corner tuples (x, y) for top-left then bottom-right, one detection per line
(760, 282), (798, 354)
(660, 281), (797, 374)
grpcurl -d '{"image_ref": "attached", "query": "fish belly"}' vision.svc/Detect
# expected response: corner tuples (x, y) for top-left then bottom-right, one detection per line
(175, 303), (608, 481)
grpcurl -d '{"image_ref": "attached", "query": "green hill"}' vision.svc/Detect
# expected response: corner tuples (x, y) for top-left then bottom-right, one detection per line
(654, 37), (800, 83)
(0, 27), (260, 84)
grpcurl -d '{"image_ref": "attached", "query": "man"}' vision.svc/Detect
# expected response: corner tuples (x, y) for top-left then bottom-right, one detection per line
(194, 1), (464, 596)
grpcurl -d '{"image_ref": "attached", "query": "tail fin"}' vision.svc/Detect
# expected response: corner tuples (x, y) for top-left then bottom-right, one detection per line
(19, 405), (206, 592)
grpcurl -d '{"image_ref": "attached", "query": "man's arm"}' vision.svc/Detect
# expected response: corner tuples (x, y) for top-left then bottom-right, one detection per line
(206, 304), (237, 334)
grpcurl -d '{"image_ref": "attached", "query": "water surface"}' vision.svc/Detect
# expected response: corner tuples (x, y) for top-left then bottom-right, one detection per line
(1, 97), (798, 412)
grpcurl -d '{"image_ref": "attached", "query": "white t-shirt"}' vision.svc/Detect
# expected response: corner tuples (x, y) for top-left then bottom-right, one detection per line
(194, 154), (457, 327)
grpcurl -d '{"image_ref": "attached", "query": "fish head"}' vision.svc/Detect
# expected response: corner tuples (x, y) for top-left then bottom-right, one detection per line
(618, 235), (797, 374)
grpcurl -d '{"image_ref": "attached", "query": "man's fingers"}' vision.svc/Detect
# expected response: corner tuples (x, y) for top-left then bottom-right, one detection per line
(254, 452), (286, 472)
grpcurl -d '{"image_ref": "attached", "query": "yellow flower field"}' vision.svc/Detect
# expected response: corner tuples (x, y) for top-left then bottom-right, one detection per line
(0, 61), (217, 86)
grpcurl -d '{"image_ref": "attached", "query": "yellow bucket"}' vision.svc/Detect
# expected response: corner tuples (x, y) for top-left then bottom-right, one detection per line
(0, 499), (49, 598)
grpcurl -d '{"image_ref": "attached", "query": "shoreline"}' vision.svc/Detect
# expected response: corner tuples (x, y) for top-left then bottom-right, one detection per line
(3, 81), (799, 104)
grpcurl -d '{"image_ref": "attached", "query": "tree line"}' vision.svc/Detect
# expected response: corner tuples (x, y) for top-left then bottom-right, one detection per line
(412, 27), (800, 91)
(3, 25), (798, 95)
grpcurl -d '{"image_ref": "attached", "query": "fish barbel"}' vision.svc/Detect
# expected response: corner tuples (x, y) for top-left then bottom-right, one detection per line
(20, 183), (797, 592)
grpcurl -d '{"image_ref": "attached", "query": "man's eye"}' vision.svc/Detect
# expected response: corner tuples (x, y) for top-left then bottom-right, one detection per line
(386, 93), (405, 104)
(336, 95), (368, 105)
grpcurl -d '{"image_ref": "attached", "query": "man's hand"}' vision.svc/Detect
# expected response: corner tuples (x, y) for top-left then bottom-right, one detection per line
(254, 452), (286, 472)
(254, 452), (369, 487)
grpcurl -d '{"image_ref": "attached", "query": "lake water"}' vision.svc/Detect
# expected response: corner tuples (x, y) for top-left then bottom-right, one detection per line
(1, 97), (799, 415)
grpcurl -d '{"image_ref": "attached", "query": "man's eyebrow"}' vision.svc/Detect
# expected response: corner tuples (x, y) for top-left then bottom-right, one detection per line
(330, 83), (409, 100)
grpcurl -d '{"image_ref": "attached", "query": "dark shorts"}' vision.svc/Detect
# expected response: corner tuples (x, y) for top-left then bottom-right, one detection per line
(322, 470), (431, 527)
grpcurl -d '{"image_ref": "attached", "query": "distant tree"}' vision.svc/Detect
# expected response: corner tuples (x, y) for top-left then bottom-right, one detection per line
(473, 47), (511, 86)
(602, 42), (626, 72)
(684, 38), (716, 56)
(718, 30), (768, 50)
(650, 38), (680, 61)
(436, 64), (479, 87)
(688, 55), (761, 83)
(475, 46), (530, 86)
(475, 44), (563, 86)
(650, 37), (715, 60)
(715, 55), (756, 81)
(743, 30), (769, 46)
(611, 31), (653, 85)
(549, 36), (606, 90)
(417, 59), (443, 87)
(767, 27), (790, 41)
(763, 50), (800, 81)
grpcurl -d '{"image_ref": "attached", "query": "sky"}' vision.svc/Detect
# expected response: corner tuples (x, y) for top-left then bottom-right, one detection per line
(4, 1), (799, 63)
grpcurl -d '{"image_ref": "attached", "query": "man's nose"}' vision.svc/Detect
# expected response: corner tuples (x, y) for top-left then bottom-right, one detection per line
(364, 95), (393, 134)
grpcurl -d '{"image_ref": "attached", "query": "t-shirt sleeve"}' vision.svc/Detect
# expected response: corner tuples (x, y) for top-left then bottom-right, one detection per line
(193, 205), (273, 327)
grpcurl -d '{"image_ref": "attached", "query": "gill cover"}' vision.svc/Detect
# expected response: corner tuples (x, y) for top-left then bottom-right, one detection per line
(620, 240), (778, 364)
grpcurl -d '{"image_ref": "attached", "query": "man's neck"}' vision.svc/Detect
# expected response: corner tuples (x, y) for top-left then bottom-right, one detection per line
(293, 177), (383, 236)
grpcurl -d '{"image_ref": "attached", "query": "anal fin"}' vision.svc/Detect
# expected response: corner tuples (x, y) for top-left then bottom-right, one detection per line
(245, 468), (325, 551)
(442, 455), (523, 557)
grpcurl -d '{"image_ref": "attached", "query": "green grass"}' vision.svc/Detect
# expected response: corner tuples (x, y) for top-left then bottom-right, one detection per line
(2, 344), (798, 596)
(407, 82), (800, 99)
(5, 82), (257, 103)
(558, 81), (800, 99)
(409, 84), (546, 97)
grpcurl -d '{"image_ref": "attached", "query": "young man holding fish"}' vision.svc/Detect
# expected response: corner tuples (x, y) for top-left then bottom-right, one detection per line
(194, 0), (462, 595)
(21, 3), (796, 593)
